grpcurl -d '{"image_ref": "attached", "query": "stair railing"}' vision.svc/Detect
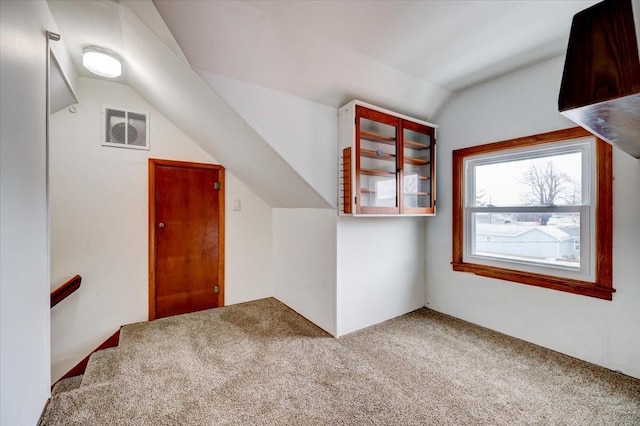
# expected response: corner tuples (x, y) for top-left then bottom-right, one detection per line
(50, 274), (82, 308)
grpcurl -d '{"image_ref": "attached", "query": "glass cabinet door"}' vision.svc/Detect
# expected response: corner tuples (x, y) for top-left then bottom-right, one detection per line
(402, 120), (434, 213)
(356, 106), (399, 214)
(350, 105), (436, 215)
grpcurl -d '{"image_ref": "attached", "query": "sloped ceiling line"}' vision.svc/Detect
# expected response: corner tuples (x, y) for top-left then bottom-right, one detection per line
(47, 0), (601, 207)
(196, 70), (338, 208)
(117, 3), (333, 208)
(152, 0), (452, 120)
(47, 0), (332, 208)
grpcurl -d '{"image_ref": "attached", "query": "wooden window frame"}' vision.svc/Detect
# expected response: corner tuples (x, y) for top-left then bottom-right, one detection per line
(452, 127), (614, 300)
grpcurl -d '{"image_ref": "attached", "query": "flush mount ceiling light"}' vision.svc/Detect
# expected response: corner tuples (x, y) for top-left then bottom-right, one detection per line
(82, 46), (122, 78)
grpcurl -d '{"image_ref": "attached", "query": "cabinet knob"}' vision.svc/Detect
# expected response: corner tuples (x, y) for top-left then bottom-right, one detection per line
(158, 223), (165, 228)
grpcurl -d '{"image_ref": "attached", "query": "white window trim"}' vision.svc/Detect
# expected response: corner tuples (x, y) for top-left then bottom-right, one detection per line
(461, 138), (596, 282)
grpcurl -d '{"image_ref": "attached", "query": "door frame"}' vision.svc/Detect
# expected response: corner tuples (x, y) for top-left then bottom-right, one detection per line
(148, 158), (225, 320)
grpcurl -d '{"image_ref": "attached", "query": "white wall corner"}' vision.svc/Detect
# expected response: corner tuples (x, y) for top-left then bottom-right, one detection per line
(272, 208), (337, 336)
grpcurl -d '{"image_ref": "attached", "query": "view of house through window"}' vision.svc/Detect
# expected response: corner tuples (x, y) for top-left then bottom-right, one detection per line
(452, 128), (613, 300)
(469, 144), (586, 272)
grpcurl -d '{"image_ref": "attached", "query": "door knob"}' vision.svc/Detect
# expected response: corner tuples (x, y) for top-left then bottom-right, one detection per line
(158, 223), (165, 228)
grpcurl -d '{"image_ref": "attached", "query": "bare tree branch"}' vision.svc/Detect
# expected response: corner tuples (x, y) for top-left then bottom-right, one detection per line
(519, 161), (575, 206)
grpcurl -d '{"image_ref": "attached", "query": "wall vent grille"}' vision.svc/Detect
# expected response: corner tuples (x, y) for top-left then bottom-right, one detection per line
(102, 107), (149, 150)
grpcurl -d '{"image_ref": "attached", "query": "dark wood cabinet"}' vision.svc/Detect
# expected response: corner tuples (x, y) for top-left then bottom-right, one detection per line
(339, 101), (437, 216)
(558, 0), (640, 158)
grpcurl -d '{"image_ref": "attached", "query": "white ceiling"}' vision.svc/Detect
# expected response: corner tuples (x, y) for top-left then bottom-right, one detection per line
(241, 0), (598, 92)
(154, 0), (598, 108)
(44, 0), (602, 207)
(48, 0), (598, 118)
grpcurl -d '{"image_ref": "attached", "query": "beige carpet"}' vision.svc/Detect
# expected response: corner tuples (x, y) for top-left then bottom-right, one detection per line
(41, 298), (640, 425)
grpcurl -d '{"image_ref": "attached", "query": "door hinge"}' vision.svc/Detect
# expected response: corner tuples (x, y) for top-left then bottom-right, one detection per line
(214, 285), (220, 294)
(354, 196), (357, 205)
(214, 182), (221, 190)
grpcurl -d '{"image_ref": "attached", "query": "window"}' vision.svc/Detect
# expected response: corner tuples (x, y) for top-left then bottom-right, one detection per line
(452, 128), (613, 300)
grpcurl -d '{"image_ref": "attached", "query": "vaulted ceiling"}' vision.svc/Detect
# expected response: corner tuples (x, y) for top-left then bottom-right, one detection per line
(153, 0), (598, 117)
(51, 0), (597, 119)
(46, 0), (598, 208)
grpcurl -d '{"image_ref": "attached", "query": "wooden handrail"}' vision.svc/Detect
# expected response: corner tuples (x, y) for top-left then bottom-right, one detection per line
(51, 275), (82, 308)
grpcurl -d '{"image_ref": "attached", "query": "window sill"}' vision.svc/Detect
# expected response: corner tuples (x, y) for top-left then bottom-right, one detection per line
(451, 262), (615, 300)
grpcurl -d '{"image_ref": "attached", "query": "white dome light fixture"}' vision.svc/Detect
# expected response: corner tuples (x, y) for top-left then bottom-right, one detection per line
(82, 46), (122, 78)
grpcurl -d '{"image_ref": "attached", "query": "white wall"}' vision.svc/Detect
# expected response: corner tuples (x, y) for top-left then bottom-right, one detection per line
(225, 175), (273, 305)
(426, 56), (640, 379)
(0, 1), (56, 423)
(198, 71), (338, 207)
(273, 209), (337, 335)
(337, 217), (426, 337)
(203, 74), (429, 338)
(200, 76), (340, 334)
(50, 77), (273, 382)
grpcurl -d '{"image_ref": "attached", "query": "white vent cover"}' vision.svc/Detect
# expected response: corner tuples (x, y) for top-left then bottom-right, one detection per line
(102, 107), (149, 150)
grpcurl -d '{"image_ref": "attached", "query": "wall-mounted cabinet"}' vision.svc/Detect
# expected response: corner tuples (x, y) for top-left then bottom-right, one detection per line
(339, 101), (437, 216)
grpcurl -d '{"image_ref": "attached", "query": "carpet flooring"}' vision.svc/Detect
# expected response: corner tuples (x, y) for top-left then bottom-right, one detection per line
(40, 298), (640, 425)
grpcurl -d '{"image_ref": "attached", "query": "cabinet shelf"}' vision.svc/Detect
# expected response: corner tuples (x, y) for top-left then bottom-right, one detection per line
(360, 130), (395, 144)
(403, 139), (430, 150)
(360, 168), (395, 177)
(404, 157), (430, 166)
(361, 148), (429, 166)
(361, 148), (396, 162)
(361, 130), (430, 151)
(405, 192), (430, 196)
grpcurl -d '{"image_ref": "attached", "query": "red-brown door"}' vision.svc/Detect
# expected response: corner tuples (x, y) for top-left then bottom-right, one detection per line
(149, 159), (224, 319)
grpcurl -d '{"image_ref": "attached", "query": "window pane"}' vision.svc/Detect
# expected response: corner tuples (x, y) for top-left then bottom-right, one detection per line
(472, 212), (580, 270)
(474, 152), (582, 207)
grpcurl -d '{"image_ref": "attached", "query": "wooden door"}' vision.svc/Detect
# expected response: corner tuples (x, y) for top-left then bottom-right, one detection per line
(149, 159), (224, 320)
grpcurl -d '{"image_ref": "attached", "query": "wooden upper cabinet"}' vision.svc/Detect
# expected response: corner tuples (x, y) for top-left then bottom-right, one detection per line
(558, 0), (640, 158)
(339, 101), (437, 216)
